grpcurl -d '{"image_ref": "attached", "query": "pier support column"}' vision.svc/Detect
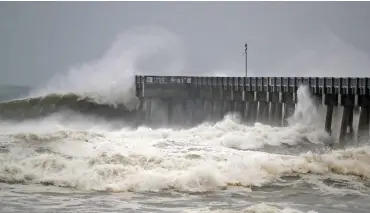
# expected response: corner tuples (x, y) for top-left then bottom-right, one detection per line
(135, 98), (145, 126)
(246, 102), (257, 124)
(167, 99), (173, 126)
(283, 103), (295, 127)
(325, 105), (334, 135)
(276, 103), (283, 127)
(232, 101), (245, 121)
(223, 101), (231, 116)
(229, 100), (236, 113)
(199, 99), (207, 123)
(238, 101), (246, 121)
(145, 99), (152, 125)
(339, 106), (354, 146)
(257, 101), (269, 124)
(269, 102), (283, 126)
(232, 101), (238, 113)
(212, 100), (223, 121)
(218, 100), (226, 120)
(190, 99), (197, 126)
(181, 100), (188, 126)
(203, 100), (209, 121)
(357, 107), (370, 143)
(206, 99), (215, 121)
(268, 103), (275, 125)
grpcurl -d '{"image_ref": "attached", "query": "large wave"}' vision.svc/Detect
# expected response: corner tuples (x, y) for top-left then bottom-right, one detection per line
(0, 93), (139, 121)
(0, 26), (188, 122)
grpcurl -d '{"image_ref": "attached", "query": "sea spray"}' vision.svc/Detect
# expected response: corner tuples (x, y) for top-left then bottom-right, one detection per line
(287, 86), (331, 145)
(27, 26), (187, 110)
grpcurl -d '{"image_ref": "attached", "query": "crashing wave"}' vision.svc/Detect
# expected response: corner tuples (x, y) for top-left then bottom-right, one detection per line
(0, 93), (139, 121)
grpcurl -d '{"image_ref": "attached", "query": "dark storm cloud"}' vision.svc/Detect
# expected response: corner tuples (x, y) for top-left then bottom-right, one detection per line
(1, 2), (370, 86)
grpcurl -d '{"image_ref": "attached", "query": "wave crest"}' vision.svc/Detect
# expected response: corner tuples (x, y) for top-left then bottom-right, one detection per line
(0, 93), (138, 121)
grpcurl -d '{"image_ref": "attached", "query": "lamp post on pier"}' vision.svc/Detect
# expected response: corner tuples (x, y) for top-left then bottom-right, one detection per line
(245, 43), (248, 77)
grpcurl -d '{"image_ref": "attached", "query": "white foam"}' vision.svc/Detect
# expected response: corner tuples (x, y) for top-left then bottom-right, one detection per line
(0, 86), (367, 193)
(182, 203), (318, 213)
(1, 107), (370, 193)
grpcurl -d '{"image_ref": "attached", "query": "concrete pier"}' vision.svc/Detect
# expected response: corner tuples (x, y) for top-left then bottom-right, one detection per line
(283, 103), (295, 126)
(325, 105), (334, 134)
(358, 107), (370, 143)
(236, 101), (246, 121)
(135, 75), (370, 145)
(257, 101), (269, 123)
(269, 102), (283, 126)
(246, 102), (258, 124)
(145, 99), (152, 125)
(136, 98), (145, 124)
(339, 106), (355, 145)
(166, 99), (173, 125)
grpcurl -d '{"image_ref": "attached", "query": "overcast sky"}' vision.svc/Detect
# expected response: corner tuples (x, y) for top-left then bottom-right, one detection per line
(1, 2), (370, 87)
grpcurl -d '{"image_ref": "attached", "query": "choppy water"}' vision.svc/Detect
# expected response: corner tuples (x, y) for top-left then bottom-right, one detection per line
(1, 98), (370, 213)
(2, 181), (370, 213)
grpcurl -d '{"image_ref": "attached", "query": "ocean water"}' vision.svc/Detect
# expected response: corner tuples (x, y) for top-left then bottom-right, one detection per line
(1, 87), (370, 213)
(1, 26), (370, 213)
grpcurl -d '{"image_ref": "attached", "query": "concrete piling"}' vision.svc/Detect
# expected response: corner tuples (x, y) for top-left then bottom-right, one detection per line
(136, 98), (145, 125)
(246, 101), (258, 124)
(145, 99), (152, 124)
(257, 101), (269, 123)
(358, 107), (370, 143)
(269, 102), (283, 126)
(181, 100), (188, 125)
(283, 103), (295, 126)
(238, 101), (246, 121)
(167, 99), (173, 125)
(339, 106), (354, 145)
(325, 105), (334, 135)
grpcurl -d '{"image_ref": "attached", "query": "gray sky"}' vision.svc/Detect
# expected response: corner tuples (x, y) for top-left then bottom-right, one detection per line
(1, 2), (370, 87)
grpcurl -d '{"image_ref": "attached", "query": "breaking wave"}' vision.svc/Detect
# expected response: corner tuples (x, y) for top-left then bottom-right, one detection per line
(0, 93), (138, 121)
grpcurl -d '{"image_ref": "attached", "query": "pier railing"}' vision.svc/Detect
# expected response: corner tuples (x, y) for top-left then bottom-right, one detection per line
(136, 76), (370, 95)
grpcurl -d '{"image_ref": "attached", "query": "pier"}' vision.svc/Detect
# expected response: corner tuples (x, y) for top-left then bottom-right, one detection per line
(135, 75), (370, 145)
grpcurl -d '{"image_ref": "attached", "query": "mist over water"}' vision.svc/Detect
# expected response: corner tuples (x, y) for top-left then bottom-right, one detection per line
(1, 26), (370, 213)
(26, 26), (186, 110)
